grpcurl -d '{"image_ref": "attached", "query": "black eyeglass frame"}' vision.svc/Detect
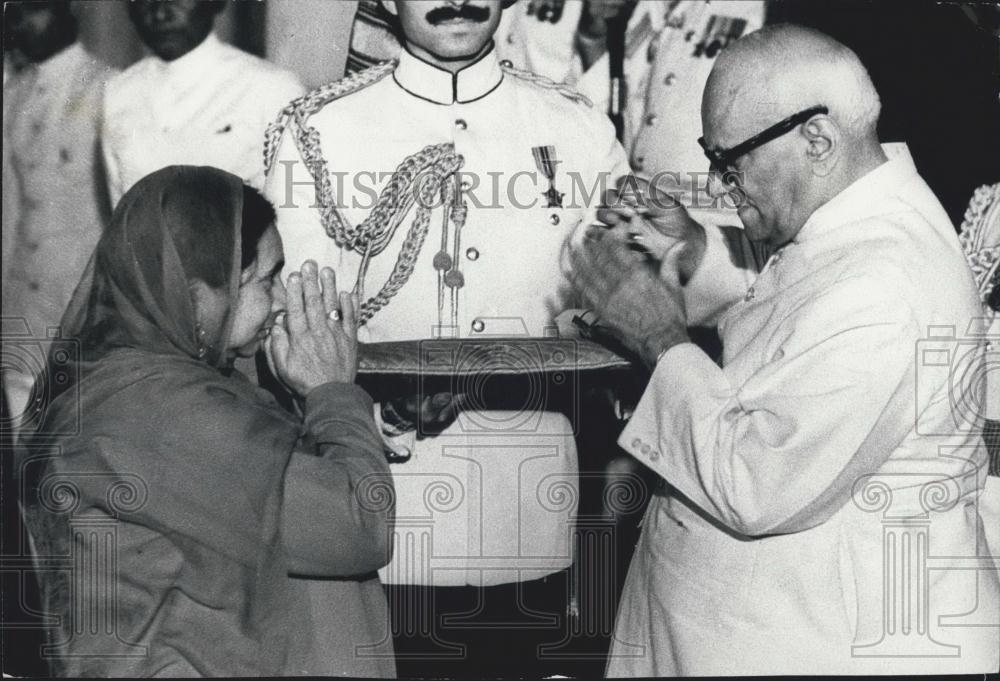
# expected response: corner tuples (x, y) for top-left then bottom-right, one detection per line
(698, 105), (830, 174)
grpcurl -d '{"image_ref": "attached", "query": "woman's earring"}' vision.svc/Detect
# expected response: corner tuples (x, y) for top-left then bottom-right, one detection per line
(195, 322), (208, 359)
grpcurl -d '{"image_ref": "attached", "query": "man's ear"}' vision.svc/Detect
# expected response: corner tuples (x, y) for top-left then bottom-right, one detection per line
(801, 115), (838, 176)
(379, 0), (399, 18)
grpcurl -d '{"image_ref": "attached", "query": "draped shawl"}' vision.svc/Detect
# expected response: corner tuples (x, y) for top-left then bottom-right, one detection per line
(21, 166), (304, 676)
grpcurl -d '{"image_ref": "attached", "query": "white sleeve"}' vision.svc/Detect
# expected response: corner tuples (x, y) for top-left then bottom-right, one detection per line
(619, 275), (919, 536)
(248, 72), (307, 192)
(683, 221), (758, 327)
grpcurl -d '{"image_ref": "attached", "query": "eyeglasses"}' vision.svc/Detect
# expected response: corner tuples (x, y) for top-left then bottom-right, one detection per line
(698, 105), (829, 178)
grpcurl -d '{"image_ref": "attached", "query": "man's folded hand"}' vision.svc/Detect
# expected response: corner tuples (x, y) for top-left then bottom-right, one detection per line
(569, 224), (689, 368)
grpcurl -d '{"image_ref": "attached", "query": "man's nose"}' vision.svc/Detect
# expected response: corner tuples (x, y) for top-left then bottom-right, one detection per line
(150, 2), (178, 24)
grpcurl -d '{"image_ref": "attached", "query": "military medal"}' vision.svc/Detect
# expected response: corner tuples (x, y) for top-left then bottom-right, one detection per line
(526, 0), (565, 23)
(532, 145), (564, 209)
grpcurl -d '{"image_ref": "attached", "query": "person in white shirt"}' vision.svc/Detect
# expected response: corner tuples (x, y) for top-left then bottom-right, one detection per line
(101, 0), (304, 206)
(265, 0), (629, 675)
(2, 1), (117, 429)
(498, 0), (765, 179)
(570, 24), (999, 675)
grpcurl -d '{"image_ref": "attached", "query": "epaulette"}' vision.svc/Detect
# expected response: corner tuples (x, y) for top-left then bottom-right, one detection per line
(264, 60), (397, 174)
(499, 60), (593, 108)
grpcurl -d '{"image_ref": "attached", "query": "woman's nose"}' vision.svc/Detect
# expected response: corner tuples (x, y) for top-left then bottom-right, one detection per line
(270, 276), (287, 314)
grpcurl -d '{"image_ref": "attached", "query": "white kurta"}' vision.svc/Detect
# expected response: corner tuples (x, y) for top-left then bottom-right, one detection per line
(2, 44), (116, 422)
(607, 148), (1000, 675)
(102, 33), (304, 206)
(266, 46), (630, 586)
(497, 0), (764, 179)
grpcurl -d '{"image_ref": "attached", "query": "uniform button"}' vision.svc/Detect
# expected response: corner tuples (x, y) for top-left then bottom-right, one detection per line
(549, 213), (560, 226)
(744, 287), (756, 302)
(633, 156), (645, 171)
(460, 179), (471, 191)
(455, 118), (468, 130)
(500, 59), (513, 68)
(650, 450), (661, 461)
(471, 318), (486, 333)
(465, 247), (479, 261)
(506, 34), (514, 44)
(456, 153), (465, 165)
(640, 444), (651, 456)
(645, 113), (657, 126)
(632, 438), (642, 449)
(664, 72), (676, 86)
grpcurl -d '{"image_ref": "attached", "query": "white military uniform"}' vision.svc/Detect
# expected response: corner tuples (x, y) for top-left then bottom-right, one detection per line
(608, 145), (1000, 675)
(102, 32), (304, 206)
(265, 45), (629, 586)
(2, 44), (116, 422)
(498, 0), (764, 178)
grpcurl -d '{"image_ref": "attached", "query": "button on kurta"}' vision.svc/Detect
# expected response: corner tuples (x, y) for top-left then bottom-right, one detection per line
(455, 118), (468, 130)
(471, 318), (486, 333)
(466, 247), (479, 261)
(549, 213), (560, 226)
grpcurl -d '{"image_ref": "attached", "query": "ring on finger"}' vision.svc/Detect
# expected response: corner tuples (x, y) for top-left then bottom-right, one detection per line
(328, 309), (342, 322)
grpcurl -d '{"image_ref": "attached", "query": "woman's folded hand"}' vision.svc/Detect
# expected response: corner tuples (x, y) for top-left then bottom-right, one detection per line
(266, 260), (359, 397)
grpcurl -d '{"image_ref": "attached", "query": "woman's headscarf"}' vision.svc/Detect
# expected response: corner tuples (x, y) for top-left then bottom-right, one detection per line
(22, 166), (302, 676)
(59, 165), (242, 378)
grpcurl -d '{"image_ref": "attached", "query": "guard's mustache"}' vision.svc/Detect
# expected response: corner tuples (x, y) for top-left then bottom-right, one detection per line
(426, 4), (490, 25)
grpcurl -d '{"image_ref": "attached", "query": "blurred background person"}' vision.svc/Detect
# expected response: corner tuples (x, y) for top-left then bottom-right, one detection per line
(2, 0), (116, 429)
(498, 0), (765, 180)
(101, 0), (304, 206)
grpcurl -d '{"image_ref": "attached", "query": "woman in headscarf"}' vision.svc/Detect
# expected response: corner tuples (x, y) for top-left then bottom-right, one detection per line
(19, 166), (396, 677)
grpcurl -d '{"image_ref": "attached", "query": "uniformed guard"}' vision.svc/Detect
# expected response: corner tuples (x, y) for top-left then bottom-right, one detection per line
(264, 0), (629, 675)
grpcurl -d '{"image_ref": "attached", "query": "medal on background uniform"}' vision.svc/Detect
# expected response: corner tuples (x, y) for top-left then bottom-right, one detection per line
(526, 0), (565, 23)
(532, 145), (564, 209)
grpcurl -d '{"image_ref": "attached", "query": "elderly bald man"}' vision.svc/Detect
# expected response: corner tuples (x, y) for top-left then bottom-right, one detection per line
(571, 25), (999, 675)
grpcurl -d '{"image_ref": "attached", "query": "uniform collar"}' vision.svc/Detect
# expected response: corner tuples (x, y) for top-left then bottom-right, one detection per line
(152, 32), (224, 80)
(394, 43), (502, 105)
(794, 143), (919, 243)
